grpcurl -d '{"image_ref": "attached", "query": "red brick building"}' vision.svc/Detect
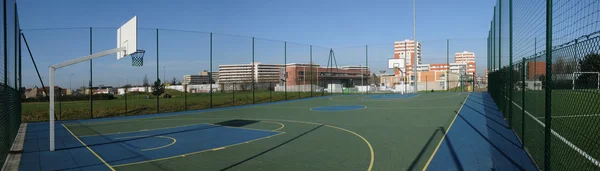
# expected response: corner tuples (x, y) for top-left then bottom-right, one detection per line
(285, 63), (370, 86)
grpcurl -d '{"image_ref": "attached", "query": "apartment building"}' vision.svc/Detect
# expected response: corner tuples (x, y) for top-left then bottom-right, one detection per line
(455, 51), (476, 77)
(218, 63), (284, 84)
(183, 70), (218, 85)
(394, 39), (422, 76)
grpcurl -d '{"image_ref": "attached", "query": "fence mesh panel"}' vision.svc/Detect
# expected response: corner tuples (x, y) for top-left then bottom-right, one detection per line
(488, 0), (600, 170)
(1, 0), (21, 168)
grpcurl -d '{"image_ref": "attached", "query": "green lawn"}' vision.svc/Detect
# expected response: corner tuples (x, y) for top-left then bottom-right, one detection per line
(22, 91), (328, 122)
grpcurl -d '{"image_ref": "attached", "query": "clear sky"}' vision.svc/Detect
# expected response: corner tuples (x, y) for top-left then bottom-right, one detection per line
(18, 0), (495, 88)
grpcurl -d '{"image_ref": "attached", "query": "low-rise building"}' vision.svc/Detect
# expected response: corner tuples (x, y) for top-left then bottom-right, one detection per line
(183, 70), (218, 85)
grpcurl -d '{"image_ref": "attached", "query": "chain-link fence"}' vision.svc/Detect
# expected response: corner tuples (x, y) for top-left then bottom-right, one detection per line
(21, 31), (489, 123)
(488, 0), (600, 170)
(0, 0), (22, 168)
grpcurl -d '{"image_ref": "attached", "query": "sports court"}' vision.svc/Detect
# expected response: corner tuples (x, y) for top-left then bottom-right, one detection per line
(19, 92), (478, 170)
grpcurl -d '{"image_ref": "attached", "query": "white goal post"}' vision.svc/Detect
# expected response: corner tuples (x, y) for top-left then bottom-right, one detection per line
(572, 72), (600, 90)
(48, 16), (138, 151)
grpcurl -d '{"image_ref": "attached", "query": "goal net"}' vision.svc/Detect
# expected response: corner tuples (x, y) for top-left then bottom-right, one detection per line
(572, 72), (600, 90)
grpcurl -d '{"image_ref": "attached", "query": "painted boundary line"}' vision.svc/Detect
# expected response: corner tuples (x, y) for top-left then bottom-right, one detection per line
(505, 96), (600, 167)
(61, 124), (116, 171)
(422, 93), (471, 171)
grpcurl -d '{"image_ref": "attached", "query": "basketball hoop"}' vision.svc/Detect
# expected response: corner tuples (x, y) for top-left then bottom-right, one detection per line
(131, 50), (145, 67)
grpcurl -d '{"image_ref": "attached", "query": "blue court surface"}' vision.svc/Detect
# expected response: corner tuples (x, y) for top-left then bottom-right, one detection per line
(426, 92), (538, 170)
(19, 123), (279, 171)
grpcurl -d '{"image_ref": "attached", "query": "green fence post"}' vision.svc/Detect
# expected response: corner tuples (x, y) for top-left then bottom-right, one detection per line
(508, 0), (513, 129)
(366, 45), (368, 95)
(210, 32), (213, 108)
(156, 29), (160, 114)
(310, 45), (313, 97)
(521, 57), (525, 148)
(59, 87), (62, 120)
(544, 0), (553, 169)
(498, 0), (503, 115)
(284, 41), (287, 100)
(446, 39), (449, 91)
(233, 83), (235, 106)
(125, 88), (128, 114)
(184, 87), (187, 111)
(252, 37), (255, 104)
(270, 82), (272, 102)
(89, 27), (93, 119)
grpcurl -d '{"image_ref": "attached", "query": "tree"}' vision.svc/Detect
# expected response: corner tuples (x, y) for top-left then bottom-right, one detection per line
(143, 74), (150, 92)
(152, 78), (165, 97)
(575, 53), (600, 89)
(171, 77), (178, 85)
(219, 83), (225, 93)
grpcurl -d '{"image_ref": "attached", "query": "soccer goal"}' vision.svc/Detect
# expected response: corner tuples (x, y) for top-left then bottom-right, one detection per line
(48, 16), (142, 151)
(572, 72), (600, 90)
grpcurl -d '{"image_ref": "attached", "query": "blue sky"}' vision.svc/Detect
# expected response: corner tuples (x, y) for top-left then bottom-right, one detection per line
(18, 0), (495, 88)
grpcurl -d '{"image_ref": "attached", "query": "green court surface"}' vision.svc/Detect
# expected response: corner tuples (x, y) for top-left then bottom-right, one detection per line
(505, 90), (600, 169)
(50, 93), (468, 170)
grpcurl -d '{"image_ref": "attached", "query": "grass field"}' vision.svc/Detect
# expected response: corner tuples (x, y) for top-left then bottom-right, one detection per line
(498, 89), (600, 170)
(22, 92), (469, 170)
(22, 91), (325, 122)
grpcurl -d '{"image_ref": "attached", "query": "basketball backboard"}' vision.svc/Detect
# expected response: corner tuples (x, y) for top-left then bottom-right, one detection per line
(388, 58), (405, 69)
(117, 16), (137, 59)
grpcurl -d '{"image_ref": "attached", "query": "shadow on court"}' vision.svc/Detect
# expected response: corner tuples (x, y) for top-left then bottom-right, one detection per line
(426, 92), (537, 170)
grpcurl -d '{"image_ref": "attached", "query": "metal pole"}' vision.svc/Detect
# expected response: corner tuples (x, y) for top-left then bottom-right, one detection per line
(156, 29), (159, 114)
(509, 0), (513, 129)
(405, 42), (407, 93)
(125, 79), (128, 114)
(310, 45), (313, 97)
(413, 0), (418, 93)
(59, 88), (62, 120)
(544, 0), (553, 169)
(270, 82), (272, 102)
(284, 41), (287, 100)
(447, 39), (449, 91)
(232, 83), (235, 106)
(210, 33), (213, 108)
(521, 57), (525, 148)
(498, 0), (503, 113)
(69, 74), (73, 93)
(184, 85), (187, 111)
(252, 37), (255, 104)
(89, 27), (93, 119)
(366, 45), (369, 95)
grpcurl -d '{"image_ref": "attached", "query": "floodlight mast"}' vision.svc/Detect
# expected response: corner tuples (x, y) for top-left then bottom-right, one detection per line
(48, 46), (126, 151)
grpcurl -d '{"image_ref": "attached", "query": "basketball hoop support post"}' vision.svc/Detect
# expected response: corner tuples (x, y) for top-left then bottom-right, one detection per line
(48, 46), (125, 151)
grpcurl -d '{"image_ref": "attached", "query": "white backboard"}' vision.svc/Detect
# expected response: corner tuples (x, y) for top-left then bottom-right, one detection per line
(388, 58), (405, 69)
(117, 16), (137, 59)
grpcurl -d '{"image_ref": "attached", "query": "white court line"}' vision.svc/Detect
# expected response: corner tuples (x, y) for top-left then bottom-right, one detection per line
(536, 114), (600, 119)
(506, 97), (600, 167)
